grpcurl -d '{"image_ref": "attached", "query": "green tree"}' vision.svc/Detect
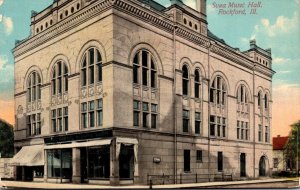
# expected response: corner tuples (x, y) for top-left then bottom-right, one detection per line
(283, 120), (300, 171)
(0, 119), (14, 158)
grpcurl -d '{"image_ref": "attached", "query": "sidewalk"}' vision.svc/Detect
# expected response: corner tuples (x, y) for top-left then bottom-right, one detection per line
(0, 178), (298, 189)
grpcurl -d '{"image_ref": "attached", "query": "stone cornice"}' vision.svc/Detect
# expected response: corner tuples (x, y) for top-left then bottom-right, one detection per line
(14, 0), (115, 58)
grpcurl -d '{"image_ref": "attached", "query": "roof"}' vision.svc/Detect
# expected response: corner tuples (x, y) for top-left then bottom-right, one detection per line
(137, 0), (166, 11)
(273, 136), (289, 150)
(207, 30), (227, 45)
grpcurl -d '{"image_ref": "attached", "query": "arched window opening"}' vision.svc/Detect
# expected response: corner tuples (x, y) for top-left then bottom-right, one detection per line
(210, 76), (227, 105)
(132, 50), (157, 88)
(81, 47), (102, 86)
(194, 70), (201, 98)
(52, 61), (68, 95)
(258, 91), (262, 107)
(27, 71), (41, 102)
(182, 65), (189, 96)
(237, 85), (248, 104)
(264, 94), (268, 109)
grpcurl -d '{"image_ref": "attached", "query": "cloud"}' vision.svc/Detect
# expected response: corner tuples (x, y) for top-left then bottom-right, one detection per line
(254, 12), (298, 37)
(183, 0), (196, 9)
(0, 55), (13, 84)
(273, 57), (291, 64)
(0, 15), (2, 22)
(2, 16), (13, 35)
(277, 70), (291, 74)
(0, 0), (3, 6)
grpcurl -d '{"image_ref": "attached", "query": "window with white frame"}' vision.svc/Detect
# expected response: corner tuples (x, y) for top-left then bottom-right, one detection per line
(51, 61), (68, 95)
(194, 70), (201, 98)
(210, 115), (226, 137)
(133, 50), (157, 88)
(27, 113), (41, 136)
(210, 76), (227, 105)
(81, 47), (102, 86)
(27, 71), (41, 102)
(183, 110), (189, 133)
(51, 107), (68, 133)
(182, 65), (189, 96)
(81, 99), (102, 129)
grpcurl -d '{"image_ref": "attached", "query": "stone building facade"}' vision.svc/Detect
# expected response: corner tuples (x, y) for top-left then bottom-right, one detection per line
(12, 0), (274, 185)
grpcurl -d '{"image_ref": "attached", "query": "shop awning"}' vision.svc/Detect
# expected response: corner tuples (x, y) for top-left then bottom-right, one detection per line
(44, 139), (112, 149)
(10, 145), (44, 166)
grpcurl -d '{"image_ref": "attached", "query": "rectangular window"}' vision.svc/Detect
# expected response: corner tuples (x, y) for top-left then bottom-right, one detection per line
(88, 146), (110, 179)
(27, 115), (31, 136)
(210, 116), (215, 136)
(52, 110), (56, 133)
(64, 107), (68, 131)
(81, 103), (87, 128)
(133, 100), (140, 127)
(237, 121), (240, 139)
(183, 110), (189, 133)
(218, 152), (223, 171)
(265, 126), (268, 142)
(245, 122), (248, 140)
(142, 67), (148, 86)
(195, 112), (201, 134)
(196, 150), (202, 162)
(97, 99), (103, 127)
(222, 118), (226, 137)
(258, 125), (262, 142)
(133, 65), (139, 84)
(184, 150), (190, 172)
(47, 149), (72, 178)
(241, 121), (244, 140)
(151, 104), (157, 129)
(143, 102), (148, 128)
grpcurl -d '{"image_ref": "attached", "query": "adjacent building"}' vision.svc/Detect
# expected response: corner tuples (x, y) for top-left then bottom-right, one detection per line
(12, 0), (275, 185)
(272, 135), (290, 172)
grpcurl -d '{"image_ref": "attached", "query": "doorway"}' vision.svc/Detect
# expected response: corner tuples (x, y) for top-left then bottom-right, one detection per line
(240, 153), (246, 177)
(119, 144), (134, 179)
(259, 156), (266, 176)
(80, 148), (88, 183)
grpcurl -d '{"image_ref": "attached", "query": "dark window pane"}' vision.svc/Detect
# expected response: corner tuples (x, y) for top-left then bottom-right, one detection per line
(89, 48), (94, 65)
(218, 152), (223, 171)
(142, 51), (148, 67)
(97, 110), (103, 126)
(195, 83), (200, 98)
(88, 146), (110, 179)
(183, 119), (189, 132)
(133, 65), (139, 84)
(82, 69), (87, 86)
(183, 79), (189, 95)
(142, 67), (148, 86)
(210, 124), (215, 136)
(196, 150), (202, 162)
(151, 114), (157, 129)
(195, 121), (200, 134)
(89, 66), (94, 84)
(98, 64), (102, 82)
(184, 150), (190, 172)
(133, 111), (139, 127)
(64, 117), (68, 131)
(90, 112), (95, 127)
(151, 70), (156, 88)
(210, 89), (214, 103)
(143, 113), (148, 128)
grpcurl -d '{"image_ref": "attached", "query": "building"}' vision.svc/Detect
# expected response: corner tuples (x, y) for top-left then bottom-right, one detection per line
(12, 0), (274, 185)
(272, 135), (290, 172)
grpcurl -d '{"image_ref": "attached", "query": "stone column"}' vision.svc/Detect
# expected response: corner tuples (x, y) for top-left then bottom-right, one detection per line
(110, 139), (119, 185)
(21, 166), (25, 181)
(44, 150), (48, 182)
(72, 148), (81, 183)
(133, 144), (139, 184)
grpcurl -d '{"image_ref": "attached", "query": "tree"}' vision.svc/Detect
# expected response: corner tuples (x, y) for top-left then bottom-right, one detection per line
(0, 119), (14, 158)
(283, 120), (300, 171)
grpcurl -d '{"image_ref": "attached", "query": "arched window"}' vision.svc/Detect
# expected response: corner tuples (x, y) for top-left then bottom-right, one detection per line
(182, 65), (189, 96)
(258, 91), (262, 107)
(52, 61), (68, 95)
(27, 71), (41, 102)
(81, 47), (102, 86)
(264, 94), (268, 109)
(132, 50), (157, 88)
(194, 69), (201, 98)
(210, 76), (227, 105)
(237, 85), (248, 103)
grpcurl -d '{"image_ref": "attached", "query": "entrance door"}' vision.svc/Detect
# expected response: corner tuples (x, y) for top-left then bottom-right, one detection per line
(259, 156), (266, 176)
(119, 145), (134, 179)
(240, 153), (246, 177)
(80, 148), (88, 183)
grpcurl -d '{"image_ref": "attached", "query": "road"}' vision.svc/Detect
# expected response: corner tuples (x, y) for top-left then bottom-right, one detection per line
(193, 180), (299, 189)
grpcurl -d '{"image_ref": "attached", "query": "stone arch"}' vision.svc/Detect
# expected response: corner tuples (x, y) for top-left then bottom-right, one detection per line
(234, 80), (253, 102)
(47, 54), (71, 83)
(179, 57), (193, 73)
(129, 42), (164, 75)
(23, 65), (43, 91)
(75, 40), (107, 73)
(193, 61), (207, 79)
(259, 154), (270, 177)
(210, 71), (230, 93)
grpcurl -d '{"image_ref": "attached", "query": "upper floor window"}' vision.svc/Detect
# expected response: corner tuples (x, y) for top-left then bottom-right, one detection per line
(27, 71), (41, 102)
(52, 61), (68, 95)
(81, 47), (102, 86)
(182, 65), (189, 96)
(133, 50), (157, 88)
(81, 99), (103, 129)
(194, 70), (201, 98)
(210, 76), (227, 105)
(258, 91), (262, 107)
(264, 94), (268, 109)
(27, 113), (41, 136)
(51, 107), (68, 133)
(237, 85), (248, 103)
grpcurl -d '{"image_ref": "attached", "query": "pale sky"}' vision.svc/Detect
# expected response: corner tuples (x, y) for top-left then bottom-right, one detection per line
(0, 0), (299, 137)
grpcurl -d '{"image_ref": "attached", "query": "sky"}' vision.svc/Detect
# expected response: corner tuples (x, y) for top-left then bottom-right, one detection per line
(0, 0), (299, 137)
